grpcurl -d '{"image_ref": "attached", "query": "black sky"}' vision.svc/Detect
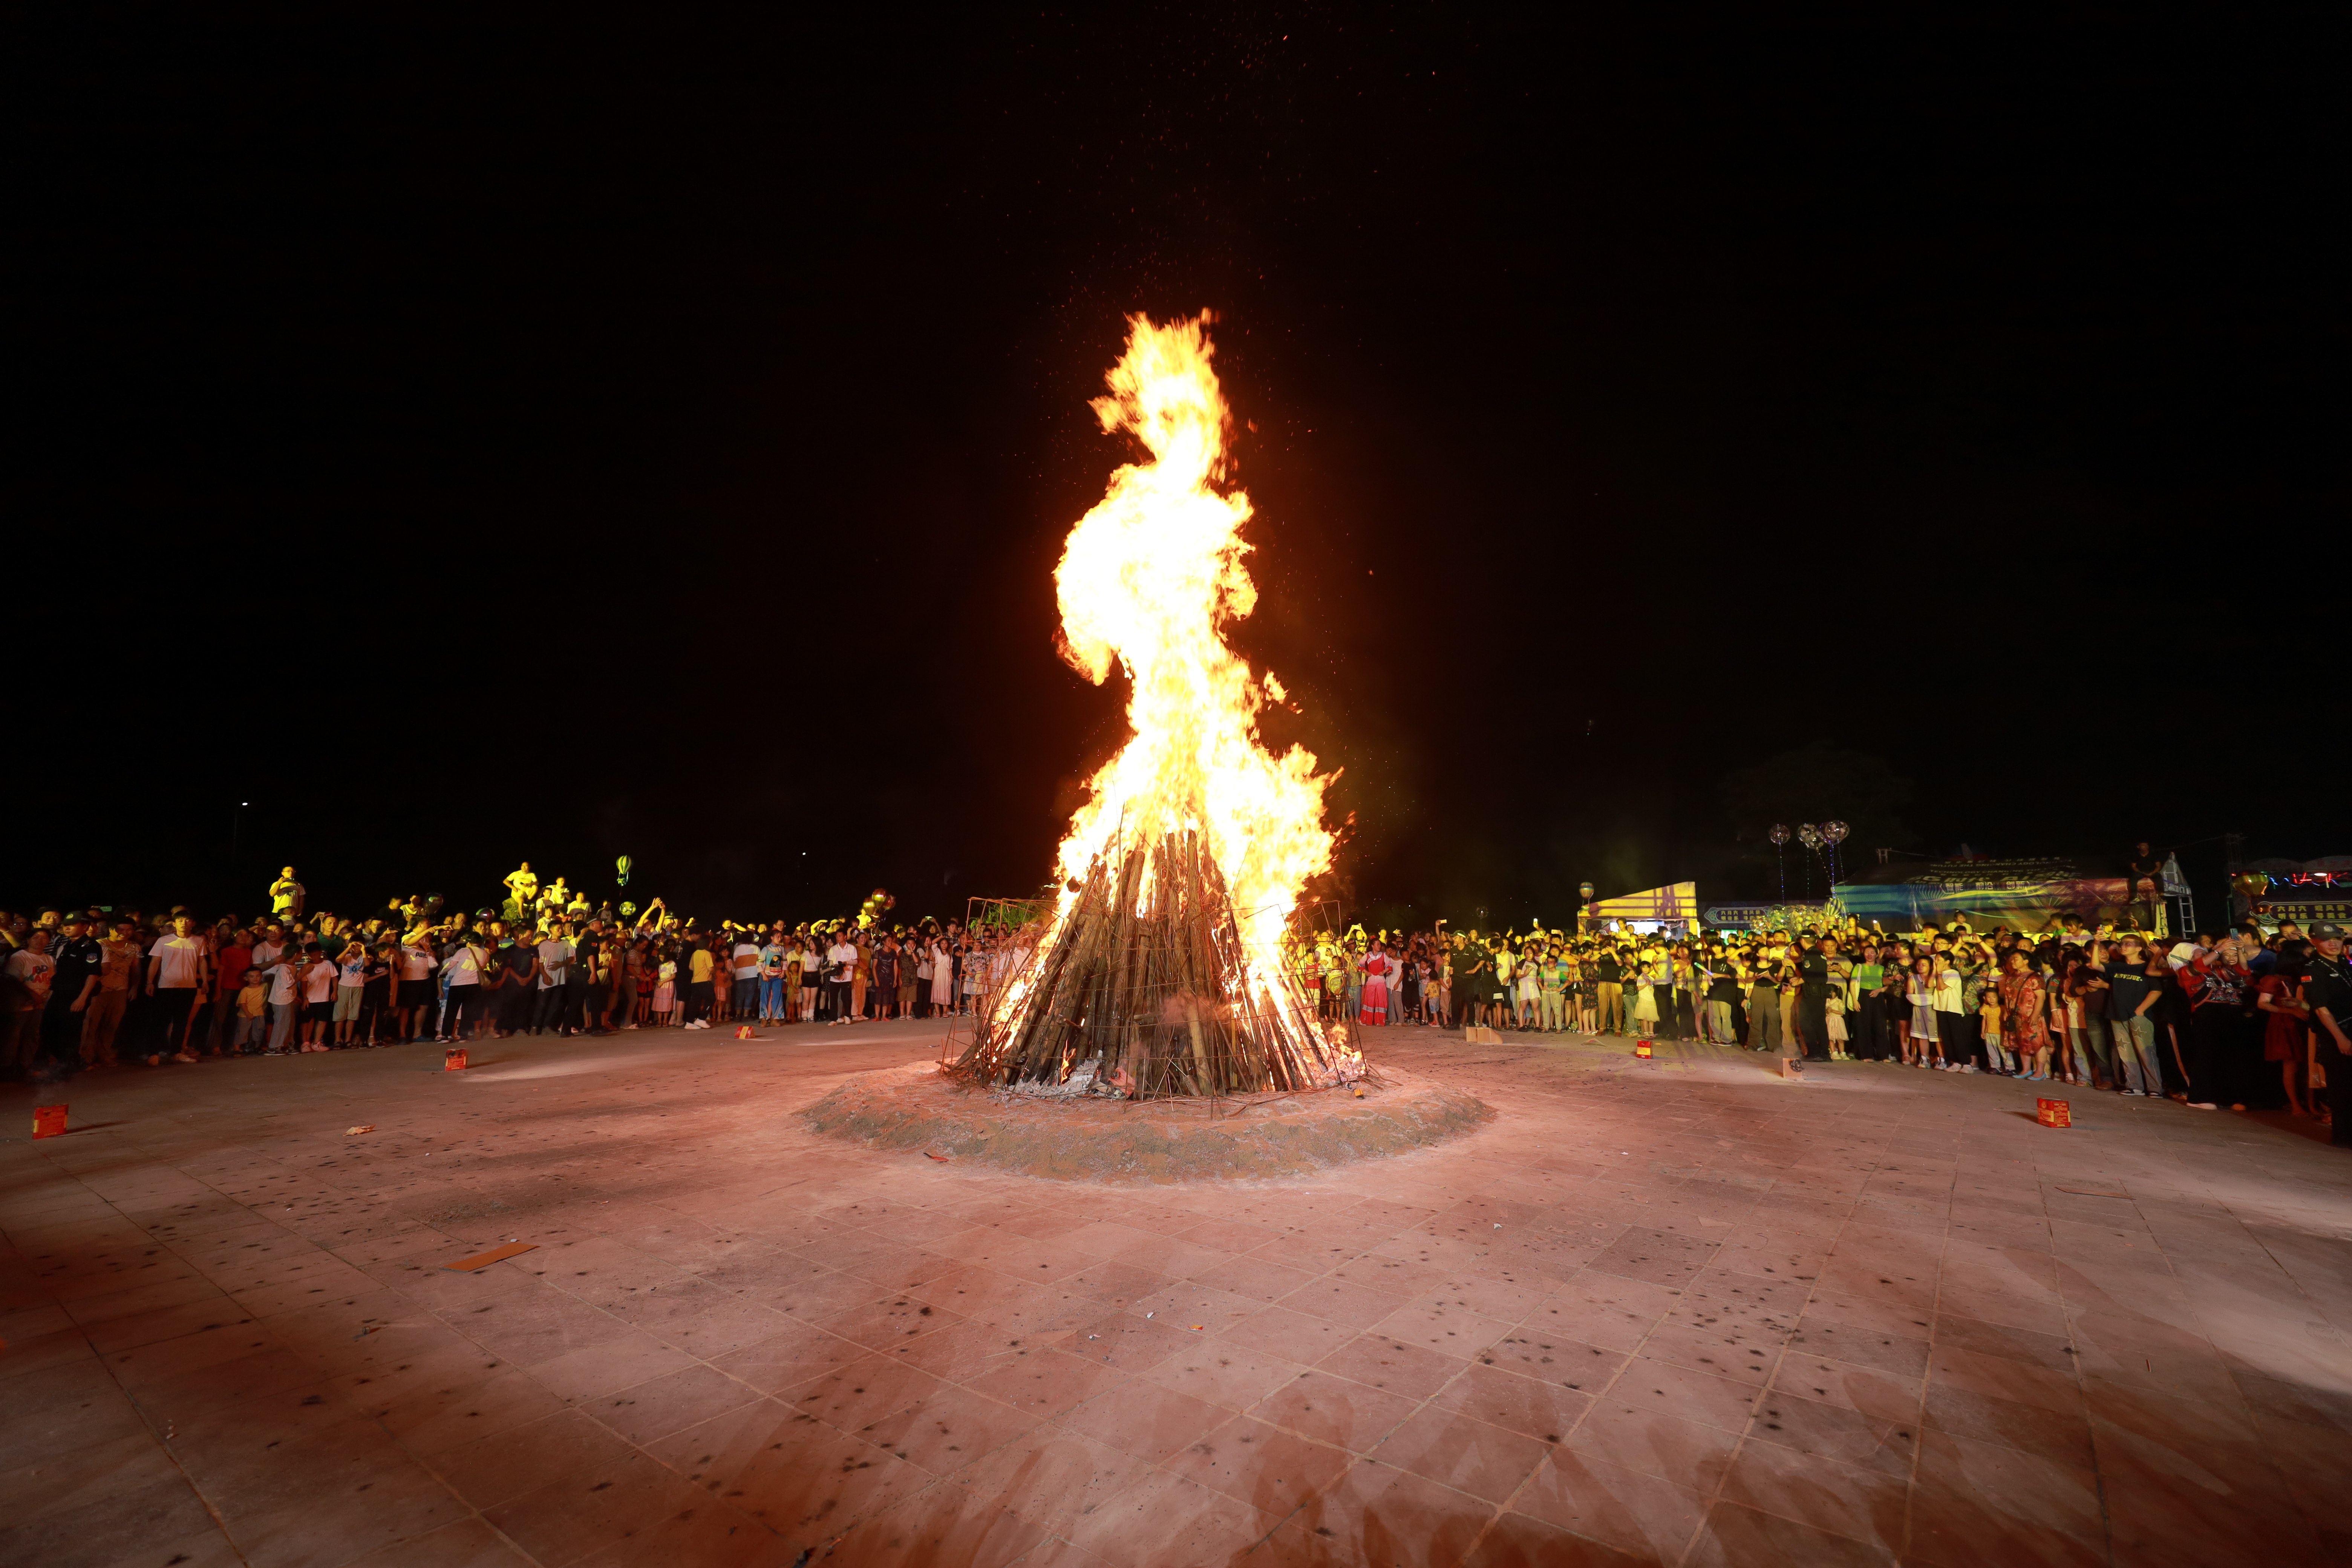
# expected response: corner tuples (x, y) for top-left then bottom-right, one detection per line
(12, 7), (2343, 927)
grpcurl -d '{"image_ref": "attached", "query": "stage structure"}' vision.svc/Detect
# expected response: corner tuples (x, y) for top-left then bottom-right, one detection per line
(947, 313), (1357, 1099)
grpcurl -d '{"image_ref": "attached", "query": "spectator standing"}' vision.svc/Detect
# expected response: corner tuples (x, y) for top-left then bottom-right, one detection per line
(3, 930), (56, 1079)
(83, 916), (140, 1067)
(333, 941), (368, 1046)
(260, 946), (301, 1052)
(145, 913), (211, 1064)
(440, 934), (487, 1043)
(534, 924), (575, 1035)
(2097, 934), (2164, 1095)
(46, 913), (103, 1074)
(681, 932), (714, 1028)
(928, 935), (954, 1018)
(2180, 936), (2253, 1109)
(2255, 943), (2314, 1117)
(210, 927), (253, 1055)
(396, 936), (438, 1041)
(731, 932), (761, 1022)
(757, 933), (789, 1023)
(297, 942), (336, 1050)
(825, 932), (859, 1025)
(232, 967), (269, 1053)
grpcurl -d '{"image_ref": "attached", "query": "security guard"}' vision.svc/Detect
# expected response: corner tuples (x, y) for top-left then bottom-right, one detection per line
(43, 911), (104, 1074)
(2303, 922), (2352, 1146)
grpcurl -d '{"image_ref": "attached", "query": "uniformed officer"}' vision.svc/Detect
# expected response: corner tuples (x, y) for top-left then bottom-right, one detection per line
(2301, 922), (2352, 1147)
(43, 912), (103, 1075)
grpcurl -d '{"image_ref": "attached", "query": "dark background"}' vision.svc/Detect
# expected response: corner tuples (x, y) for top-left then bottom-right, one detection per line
(11, 8), (2343, 929)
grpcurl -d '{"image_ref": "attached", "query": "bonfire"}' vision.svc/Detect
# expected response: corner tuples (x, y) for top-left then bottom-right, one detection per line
(951, 313), (1357, 1098)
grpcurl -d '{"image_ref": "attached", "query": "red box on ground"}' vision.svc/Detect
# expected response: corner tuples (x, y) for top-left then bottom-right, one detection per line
(32, 1105), (67, 1139)
(444, 1048), (467, 1071)
(2036, 1096), (2071, 1127)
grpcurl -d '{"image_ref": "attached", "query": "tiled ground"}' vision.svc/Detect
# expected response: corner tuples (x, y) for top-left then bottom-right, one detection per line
(5, 1021), (2351, 1568)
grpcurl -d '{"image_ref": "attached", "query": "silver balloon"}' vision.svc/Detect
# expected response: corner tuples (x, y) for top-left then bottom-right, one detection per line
(1821, 821), (1849, 845)
(1768, 824), (1791, 847)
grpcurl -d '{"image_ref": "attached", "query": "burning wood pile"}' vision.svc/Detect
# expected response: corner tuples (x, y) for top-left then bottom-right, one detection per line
(953, 823), (1351, 1096)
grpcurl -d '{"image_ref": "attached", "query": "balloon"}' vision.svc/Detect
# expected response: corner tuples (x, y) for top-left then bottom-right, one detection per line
(1821, 821), (1850, 845)
(616, 854), (633, 887)
(1798, 824), (1823, 849)
(1768, 825), (1790, 847)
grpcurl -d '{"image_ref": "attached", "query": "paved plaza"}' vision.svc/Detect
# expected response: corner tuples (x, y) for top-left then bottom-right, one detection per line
(3, 1021), (2349, 1568)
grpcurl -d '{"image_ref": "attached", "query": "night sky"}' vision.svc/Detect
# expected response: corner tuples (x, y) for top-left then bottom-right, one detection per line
(15, 10), (2341, 928)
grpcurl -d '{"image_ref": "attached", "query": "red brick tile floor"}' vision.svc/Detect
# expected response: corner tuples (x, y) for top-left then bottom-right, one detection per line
(4, 1021), (2351, 1566)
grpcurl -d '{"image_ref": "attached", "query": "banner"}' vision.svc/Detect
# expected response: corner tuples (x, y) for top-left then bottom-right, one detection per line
(1832, 877), (2133, 931)
(1589, 882), (1697, 923)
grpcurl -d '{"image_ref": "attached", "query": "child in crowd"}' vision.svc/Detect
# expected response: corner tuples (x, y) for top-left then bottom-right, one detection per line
(653, 955), (677, 1026)
(1980, 989), (2008, 1074)
(234, 968), (270, 1054)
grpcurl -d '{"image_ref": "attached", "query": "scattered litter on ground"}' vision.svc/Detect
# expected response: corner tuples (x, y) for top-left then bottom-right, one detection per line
(443, 1242), (537, 1272)
(346, 1125), (375, 1135)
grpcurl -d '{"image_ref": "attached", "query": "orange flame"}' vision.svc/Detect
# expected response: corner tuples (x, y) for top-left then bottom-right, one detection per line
(1045, 312), (1333, 961)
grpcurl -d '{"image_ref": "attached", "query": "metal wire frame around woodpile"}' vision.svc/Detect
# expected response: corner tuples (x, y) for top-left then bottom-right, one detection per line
(944, 824), (1356, 1099)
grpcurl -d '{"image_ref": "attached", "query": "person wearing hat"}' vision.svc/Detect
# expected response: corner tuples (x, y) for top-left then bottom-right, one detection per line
(2302, 923), (2352, 1145)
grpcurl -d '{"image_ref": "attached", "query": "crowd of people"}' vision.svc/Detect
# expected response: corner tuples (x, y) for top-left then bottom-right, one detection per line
(0, 864), (1025, 1080)
(9, 860), (2349, 1151)
(1295, 914), (2352, 1142)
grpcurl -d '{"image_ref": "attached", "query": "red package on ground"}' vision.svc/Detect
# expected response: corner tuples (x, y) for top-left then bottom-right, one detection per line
(2036, 1097), (2071, 1128)
(32, 1105), (67, 1139)
(444, 1048), (467, 1071)
(1634, 1042), (1652, 1058)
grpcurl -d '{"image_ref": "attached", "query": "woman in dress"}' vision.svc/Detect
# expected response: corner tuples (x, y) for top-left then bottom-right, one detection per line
(1358, 943), (1391, 1026)
(2256, 944), (2313, 1116)
(1997, 950), (2049, 1078)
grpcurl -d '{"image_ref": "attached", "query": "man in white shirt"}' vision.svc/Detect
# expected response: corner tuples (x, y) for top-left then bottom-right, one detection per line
(145, 914), (210, 1064)
(534, 927), (575, 1035)
(824, 937), (859, 1026)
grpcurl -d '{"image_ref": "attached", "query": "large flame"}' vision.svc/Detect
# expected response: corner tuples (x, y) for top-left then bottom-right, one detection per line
(1046, 312), (1332, 960)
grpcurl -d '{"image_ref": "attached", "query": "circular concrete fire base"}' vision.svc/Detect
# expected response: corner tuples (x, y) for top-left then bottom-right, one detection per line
(800, 1061), (1493, 1183)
